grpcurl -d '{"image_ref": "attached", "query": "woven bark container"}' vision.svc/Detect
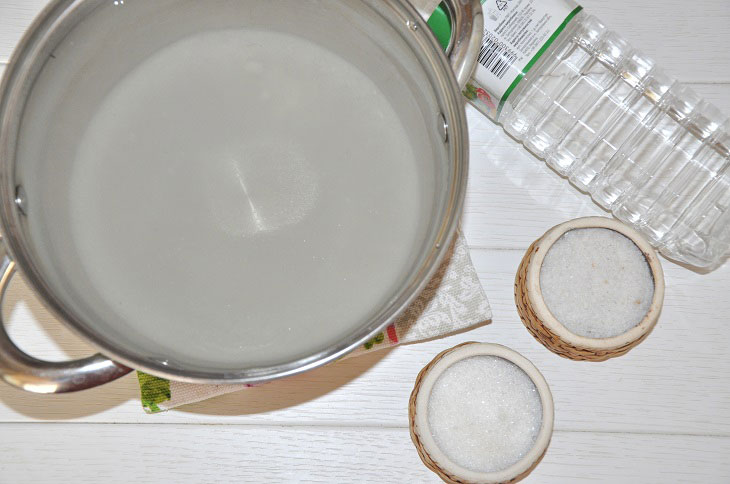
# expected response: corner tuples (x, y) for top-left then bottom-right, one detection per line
(408, 342), (554, 484)
(514, 217), (665, 362)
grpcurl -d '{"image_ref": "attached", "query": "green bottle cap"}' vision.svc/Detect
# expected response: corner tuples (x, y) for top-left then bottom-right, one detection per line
(426, 3), (452, 52)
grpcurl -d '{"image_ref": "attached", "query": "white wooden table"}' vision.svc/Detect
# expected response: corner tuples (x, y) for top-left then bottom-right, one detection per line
(1, 1), (729, 482)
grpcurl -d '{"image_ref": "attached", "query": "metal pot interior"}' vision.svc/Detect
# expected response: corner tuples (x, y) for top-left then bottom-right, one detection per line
(0, 0), (467, 382)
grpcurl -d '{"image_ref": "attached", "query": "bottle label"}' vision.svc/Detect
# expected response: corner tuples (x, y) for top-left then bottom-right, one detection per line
(463, 0), (583, 120)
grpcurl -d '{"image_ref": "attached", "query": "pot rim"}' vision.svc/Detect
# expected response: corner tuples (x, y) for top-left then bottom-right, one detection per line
(0, 0), (471, 384)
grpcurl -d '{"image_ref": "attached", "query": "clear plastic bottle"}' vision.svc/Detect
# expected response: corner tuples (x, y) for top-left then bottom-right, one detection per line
(456, 7), (730, 270)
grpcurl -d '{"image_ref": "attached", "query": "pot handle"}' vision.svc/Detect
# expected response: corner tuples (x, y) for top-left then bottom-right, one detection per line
(438, 0), (484, 88)
(0, 243), (131, 393)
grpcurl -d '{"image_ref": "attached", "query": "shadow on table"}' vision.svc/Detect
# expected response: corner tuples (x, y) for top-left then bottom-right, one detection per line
(0, 374), (138, 420)
(177, 320), (497, 416)
(0, 351), (390, 420)
(177, 348), (391, 416)
(0, 275), (139, 420)
(0, 259), (408, 419)
(0, 272), (392, 419)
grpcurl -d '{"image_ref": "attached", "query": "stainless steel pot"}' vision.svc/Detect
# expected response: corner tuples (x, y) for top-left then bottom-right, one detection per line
(0, 0), (482, 393)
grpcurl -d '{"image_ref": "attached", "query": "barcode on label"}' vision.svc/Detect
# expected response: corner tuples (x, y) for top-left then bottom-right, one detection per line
(477, 32), (517, 80)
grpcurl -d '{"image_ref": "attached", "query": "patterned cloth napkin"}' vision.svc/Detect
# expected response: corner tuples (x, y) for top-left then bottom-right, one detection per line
(137, 232), (491, 413)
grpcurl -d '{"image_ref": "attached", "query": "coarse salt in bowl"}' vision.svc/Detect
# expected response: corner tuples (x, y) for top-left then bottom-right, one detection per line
(409, 342), (554, 484)
(515, 217), (665, 361)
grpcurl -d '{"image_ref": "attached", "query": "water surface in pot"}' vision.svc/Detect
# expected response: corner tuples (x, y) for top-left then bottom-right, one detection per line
(12, 0), (450, 371)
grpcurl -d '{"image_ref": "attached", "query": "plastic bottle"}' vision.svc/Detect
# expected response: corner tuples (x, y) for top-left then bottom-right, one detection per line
(430, 2), (730, 270)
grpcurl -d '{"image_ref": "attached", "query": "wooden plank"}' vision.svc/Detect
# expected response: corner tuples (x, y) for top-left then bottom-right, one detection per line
(0, 0), (47, 62)
(0, 1), (728, 481)
(0, 423), (728, 483)
(1, 0), (729, 82)
(463, 107), (608, 250)
(580, 0), (730, 84)
(1, 250), (728, 437)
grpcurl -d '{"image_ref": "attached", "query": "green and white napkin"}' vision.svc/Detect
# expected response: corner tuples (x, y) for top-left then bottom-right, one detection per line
(137, 232), (491, 413)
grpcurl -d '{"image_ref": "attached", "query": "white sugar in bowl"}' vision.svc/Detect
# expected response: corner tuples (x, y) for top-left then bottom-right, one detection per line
(515, 216), (665, 361)
(409, 342), (554, 484)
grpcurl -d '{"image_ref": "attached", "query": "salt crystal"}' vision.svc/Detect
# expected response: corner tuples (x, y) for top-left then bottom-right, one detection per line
(427, 356), (542, 473)
(540, 228), (654, 339)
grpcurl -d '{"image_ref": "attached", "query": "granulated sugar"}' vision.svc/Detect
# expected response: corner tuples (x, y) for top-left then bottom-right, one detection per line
(540, 228), (654, 338)
(427, 356), (542, 473)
